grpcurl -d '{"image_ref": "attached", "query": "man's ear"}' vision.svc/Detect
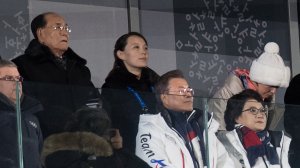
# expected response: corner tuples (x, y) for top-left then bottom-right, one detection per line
(116, 50), (125, 60)
(36, 28), (43, 43)
(160, 94), (166, 102)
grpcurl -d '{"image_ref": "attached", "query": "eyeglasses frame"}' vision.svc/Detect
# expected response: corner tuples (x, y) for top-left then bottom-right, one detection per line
(242, 105), (268, 116)
(46, 25), (71, 33)
(165, 87), (194, 96)
(0, 75), (24, 82)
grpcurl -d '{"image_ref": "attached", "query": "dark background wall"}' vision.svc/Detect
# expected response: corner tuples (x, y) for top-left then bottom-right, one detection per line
(173, 0), (291, 98)
(0, 0), (30, 59)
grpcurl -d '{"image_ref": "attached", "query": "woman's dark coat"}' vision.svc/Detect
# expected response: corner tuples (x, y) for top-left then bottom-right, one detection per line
(101, 66), (159, 153)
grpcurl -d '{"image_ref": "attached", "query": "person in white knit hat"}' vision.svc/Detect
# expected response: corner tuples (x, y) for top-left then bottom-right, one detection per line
(209, 42), (290, 131)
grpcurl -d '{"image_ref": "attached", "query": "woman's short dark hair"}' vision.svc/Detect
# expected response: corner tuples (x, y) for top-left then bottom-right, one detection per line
(64, 107), (111, 136)
(112, 32), (147, 68)
(224, 89), (264, 131)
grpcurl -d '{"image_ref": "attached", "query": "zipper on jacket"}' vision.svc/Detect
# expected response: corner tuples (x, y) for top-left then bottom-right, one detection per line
(171, 127), (200, 168)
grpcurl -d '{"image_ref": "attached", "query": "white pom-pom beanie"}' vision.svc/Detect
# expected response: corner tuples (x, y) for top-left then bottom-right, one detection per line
(249, 42), (290, 87)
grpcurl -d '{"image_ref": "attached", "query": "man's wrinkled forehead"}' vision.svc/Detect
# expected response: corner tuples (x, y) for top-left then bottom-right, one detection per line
(167, 77), (189, 89)
(0, 67), (19, 76)
(44, 13), (66, 25)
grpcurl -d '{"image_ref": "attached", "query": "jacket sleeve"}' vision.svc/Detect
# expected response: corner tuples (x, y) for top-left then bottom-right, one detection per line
(0, 115), (22, 168)
(280, 134), (291, 168)
(208, 73), (244, 131)
(207, 119), (234, 168)
(208, 87), (231, 131)
(214, 136), (235, 168)
(12, 57), (30, 81)
(36, 117), (44, 154)
(135, 124), (184, 168)
(267, 102), (285, 131)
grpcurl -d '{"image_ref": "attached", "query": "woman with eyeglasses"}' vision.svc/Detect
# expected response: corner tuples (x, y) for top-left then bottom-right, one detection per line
(217, 89), (291, 168)
(101, 32), (159, 154)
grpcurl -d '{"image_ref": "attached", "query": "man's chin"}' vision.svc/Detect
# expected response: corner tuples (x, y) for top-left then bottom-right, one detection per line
(263, 95), (273, 102)
(182, 107), (193, 112)
(10, 98), (16, 104)
(59, 46), (68, 52)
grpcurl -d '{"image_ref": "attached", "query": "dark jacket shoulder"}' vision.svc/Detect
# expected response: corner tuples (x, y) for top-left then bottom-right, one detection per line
(0, 93), (43, 114)
(285, 73), (300, 104)
(102, 66), (159, 90)
(13, 39), (86, 65)
(12, 39), (94, 87)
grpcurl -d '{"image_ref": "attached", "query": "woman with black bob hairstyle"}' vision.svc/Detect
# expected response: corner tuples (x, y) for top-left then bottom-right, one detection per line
(101, 32), (159, 153)
(41, 106), (150, 168)
(224, 89), (264, 131)
(218, 89), (291, 168)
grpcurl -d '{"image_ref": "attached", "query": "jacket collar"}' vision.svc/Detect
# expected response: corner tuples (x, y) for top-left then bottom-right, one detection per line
(160, 106), (213, 129)
(41, 131), (113, 164)
(0, 93), (43, 114)
(0, 92), (16, 110)
(24, 39), (87, 65)
(103, 66), (158, 91)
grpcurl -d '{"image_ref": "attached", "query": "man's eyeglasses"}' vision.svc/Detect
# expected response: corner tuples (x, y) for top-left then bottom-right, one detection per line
(242, 106), (268, 115)
(0, 75), (24, 82)
(166, 87), (194, 96)
(47, 25), (71, 33)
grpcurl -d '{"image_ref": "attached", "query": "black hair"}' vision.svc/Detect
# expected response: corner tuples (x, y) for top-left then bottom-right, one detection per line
(31, 12), (55, 39)
(224, 89), (264, 131)
(154, 69), (185, 103)
(64, 107), (111, 136)
(105, 32), (148, 79)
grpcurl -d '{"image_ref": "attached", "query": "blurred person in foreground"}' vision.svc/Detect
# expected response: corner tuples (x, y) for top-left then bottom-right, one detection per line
(218, 89), (290, 167)
(42, 106), (150, 168)
(284, 74), (300, 167)
(0, 59), (43, 168)
(136, 70), (233, 167)
(209, 42), (290, 131)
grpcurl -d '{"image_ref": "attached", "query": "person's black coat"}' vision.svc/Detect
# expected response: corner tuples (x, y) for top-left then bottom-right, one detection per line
(284, 73), (300, 167)
(0, 93), (43, 168)
(42, 132), (150, 168)
(12, 39), (93, 86)
(101, 66), (159, 153)
(12, 39), (99, 138)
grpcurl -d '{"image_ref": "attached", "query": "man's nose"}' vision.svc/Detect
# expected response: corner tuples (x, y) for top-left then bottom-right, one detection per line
(141, 48), (147, 55)
(60, 29), (69, 36)
(186, 91), (193, 97)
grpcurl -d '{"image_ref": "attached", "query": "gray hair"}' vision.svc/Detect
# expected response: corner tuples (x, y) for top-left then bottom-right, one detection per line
(0, 59), (17, 69)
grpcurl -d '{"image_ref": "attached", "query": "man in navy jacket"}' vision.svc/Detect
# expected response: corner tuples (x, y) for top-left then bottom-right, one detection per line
(0, 59), (43, 168)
